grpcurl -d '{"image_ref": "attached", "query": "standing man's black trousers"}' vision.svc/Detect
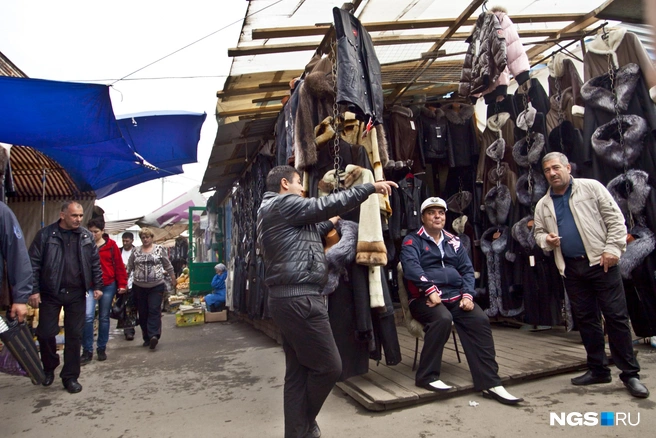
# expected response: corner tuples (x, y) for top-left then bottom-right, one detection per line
(36, 289), (86, 383)
(563, 258), (640, 382)
(268, 294), (342, 438)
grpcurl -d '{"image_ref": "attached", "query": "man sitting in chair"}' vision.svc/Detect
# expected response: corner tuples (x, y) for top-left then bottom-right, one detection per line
(400, 197), (523, 405)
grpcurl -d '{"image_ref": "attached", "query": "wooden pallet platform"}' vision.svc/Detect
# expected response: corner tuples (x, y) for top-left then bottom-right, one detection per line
(337, 324), (590, 411)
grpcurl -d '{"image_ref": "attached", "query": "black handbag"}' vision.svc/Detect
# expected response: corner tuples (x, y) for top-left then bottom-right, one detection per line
(110, 294), (127, 320)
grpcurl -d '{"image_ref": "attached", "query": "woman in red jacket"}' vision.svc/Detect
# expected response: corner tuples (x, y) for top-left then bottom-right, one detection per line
(81, 217), (128, 363)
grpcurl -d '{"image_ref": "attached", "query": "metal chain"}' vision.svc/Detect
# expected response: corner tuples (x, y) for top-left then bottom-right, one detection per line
(330, 39), (341, 193)
(521, 89), (535, 201)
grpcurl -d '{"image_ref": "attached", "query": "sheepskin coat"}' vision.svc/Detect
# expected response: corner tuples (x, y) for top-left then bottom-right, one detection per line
(387, 105), (424, 173)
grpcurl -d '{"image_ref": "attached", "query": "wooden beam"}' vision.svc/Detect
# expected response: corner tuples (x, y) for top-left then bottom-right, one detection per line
(217, 105), (283, 118)
(252, 94), (288, 104)
(525, 0), (616, 61)
(251, 13), (584, 40)
(387, 0), (485, 103)
(217, 81), (295, 99)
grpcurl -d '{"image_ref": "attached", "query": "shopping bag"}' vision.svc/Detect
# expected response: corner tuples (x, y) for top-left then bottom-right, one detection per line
(0, 345), (27, 377)
(110, 294), (127, 320)
(0, 315), (45, 385)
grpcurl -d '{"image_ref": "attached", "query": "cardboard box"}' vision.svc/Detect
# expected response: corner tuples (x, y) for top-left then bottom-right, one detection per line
(175, 310), (204, 327)
(204, 309), (227, 323)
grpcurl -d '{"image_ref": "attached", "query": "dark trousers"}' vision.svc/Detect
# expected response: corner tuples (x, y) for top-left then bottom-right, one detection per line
(268, 295), (342, 438)
(410, 296), (502, 391)
(36, 290), (86, 383)
(563, 259), (640, 382)
(133, 284), (165, 342)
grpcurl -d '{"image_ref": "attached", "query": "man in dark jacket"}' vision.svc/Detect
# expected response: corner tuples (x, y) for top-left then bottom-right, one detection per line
(400, 197), (523, 405)
(257, 165), (396, 438)
(27, 201), (103, 393)
(0, 202), (32, 322)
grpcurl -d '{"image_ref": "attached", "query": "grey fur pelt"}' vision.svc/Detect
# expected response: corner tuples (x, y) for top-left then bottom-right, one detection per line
(619, 226), (656, 280)
(581, 63), (640, 114)
(484, 184), (511, 225)
(591, 114), (648, 168)
(516, 172), (548, 206)
(321, 219), (359, 295)
(512, 132), (545, 168)
(607, 169), (651, 222)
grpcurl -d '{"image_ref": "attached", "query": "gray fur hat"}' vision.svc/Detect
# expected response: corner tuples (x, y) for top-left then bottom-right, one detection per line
(512, 132), (545, 168)
(516, 172), (548, 206)
(619, 226), (656, 280)
(487, 162), (510, 185)
(591, 115), (648, 168)
(511, 215), (536, 250)
(516, 102), (537, 131)
(446, 191), (473, 214)
(581, 63), (640, 114)
(484, 185), (511, 225)
(607, 169), (651, 219)
(486, 137), (506, 161)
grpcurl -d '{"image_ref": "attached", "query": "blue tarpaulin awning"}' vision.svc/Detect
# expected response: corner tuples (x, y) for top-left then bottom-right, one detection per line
(0, 77), (206, 197)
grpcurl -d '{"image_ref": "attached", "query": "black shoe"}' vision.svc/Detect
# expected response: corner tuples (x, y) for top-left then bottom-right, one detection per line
(149, 337), (158, 350)
(125, 333), (134, 341)
(571, 370), (612, 386)
(305, 421), (321, 438)
(80, 351), (92, 366)
(96, 349), (107, 361)
(624, 377), (649, 398)
(42, 371), (55, 387)
(63, 379), (82, 394)
(142, 340), (150, 347)
(416, 380), (453, 392)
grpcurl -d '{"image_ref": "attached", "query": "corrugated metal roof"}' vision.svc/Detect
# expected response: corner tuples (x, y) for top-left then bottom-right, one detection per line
(8, 146), (94, 202)
(0, 51), (27, 78)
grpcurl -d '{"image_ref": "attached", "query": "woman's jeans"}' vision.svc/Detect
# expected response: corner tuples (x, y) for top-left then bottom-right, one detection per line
(83, 282), (117, 352)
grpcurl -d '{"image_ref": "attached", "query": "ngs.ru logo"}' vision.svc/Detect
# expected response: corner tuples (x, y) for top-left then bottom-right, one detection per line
(550, 412), (640, 426)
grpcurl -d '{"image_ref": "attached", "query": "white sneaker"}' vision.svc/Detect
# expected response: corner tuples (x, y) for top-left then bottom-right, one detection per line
(428, 380), (453, 390)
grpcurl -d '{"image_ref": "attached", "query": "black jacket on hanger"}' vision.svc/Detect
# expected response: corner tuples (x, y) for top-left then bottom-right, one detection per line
(397, 176), (428, 233)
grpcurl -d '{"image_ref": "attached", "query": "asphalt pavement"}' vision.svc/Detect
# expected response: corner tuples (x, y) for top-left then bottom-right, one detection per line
(1, 314), (654, 438)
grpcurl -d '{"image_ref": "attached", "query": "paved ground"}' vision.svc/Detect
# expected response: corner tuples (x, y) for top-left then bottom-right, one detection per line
(1, 314), (655, 438)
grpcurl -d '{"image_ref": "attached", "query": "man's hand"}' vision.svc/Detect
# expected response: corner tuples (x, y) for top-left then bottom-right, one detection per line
(117, 288), (127, 295)
(27, 293), (41, 308)
(10, 303), (28, 322)
(93, 290), (103, 300)
(600, 252), (619, 273)
(459, 297), (475, 312)
(545, 233), (561, 248)
(372, 180), (399, 196)
(426, 293), (441, 308)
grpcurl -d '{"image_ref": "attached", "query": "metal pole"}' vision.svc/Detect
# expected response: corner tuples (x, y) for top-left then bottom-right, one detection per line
(41, 168), (46, 228)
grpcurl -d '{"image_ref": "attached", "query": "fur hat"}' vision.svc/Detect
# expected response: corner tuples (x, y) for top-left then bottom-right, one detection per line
(516, 102), (537, 131)
(511, 215), (536, 250)
(452, 215), (468, 235)
(619, 226), (656, 280)
(607, 169), (651, 219)
(548, 120), (582, 156)
(591, 115), (648, 168)
(516, 172), (548, 206)
(581, 63), (640, 114)
(484, 185), (511, 225)
(486, 137), (506, 161)
(322, 220), (359, 295)
(486, 112), (511, 132)
(446, 191), (472, 214)
(487, 162), (510, 185)
(512, 132), (545, 168)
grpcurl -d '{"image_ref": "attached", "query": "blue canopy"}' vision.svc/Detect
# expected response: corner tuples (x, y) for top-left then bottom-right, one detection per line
(0, 77), (206, 197)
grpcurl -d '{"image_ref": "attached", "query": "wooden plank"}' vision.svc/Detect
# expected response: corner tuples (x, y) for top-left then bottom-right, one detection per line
(251, 13), (584, 40)
(217, 105), (283, 118)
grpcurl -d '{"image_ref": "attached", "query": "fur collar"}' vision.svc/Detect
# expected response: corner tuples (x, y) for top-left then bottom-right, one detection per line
(516, 173), (548, 206)
(390, 105), (413, 118)
(548, 53), (566, 78)
(587, 28), (627, 57)
(512, 215), (536, 250)
(619, 225), (655, 280)
(484, 184), (511, 225)
(418, 106), (445, 120)
(486, 137), (506, 161)
(512, 132), (545, 168)
(487, 112), (511, 132)
(444, 104), (475, 125)
(591, 114), (648, 168)
(303, 70), (334, 99)
(581, 63), (640, 113)
(480, 225), (509, 255)
(607, 169), (652, 217)
(314, 116), (336, 146)
(322, 219), (359, 295)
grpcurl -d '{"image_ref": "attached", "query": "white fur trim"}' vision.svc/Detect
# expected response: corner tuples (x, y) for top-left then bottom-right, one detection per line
(572, 105), (585, 117)
(587, 28), (627, 69)
(368, 266), (385, 308)
(650, 85), (656, 104)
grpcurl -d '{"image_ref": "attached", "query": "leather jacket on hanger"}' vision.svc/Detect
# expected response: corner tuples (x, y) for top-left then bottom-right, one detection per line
(333, 7), (384, 126)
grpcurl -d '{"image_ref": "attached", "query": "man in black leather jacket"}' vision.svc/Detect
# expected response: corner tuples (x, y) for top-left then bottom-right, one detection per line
(257, 165), (396, 438)
(27, 201), (103, 394)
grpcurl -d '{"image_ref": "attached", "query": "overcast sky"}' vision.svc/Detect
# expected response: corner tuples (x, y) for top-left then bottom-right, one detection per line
(0, 0), (249, 220)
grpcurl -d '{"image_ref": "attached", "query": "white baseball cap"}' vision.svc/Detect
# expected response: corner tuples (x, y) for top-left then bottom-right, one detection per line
(420, 196), (448, 213)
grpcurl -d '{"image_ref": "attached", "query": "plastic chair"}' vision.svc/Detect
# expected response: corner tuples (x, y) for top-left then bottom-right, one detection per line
(396, 264), (461, 370)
